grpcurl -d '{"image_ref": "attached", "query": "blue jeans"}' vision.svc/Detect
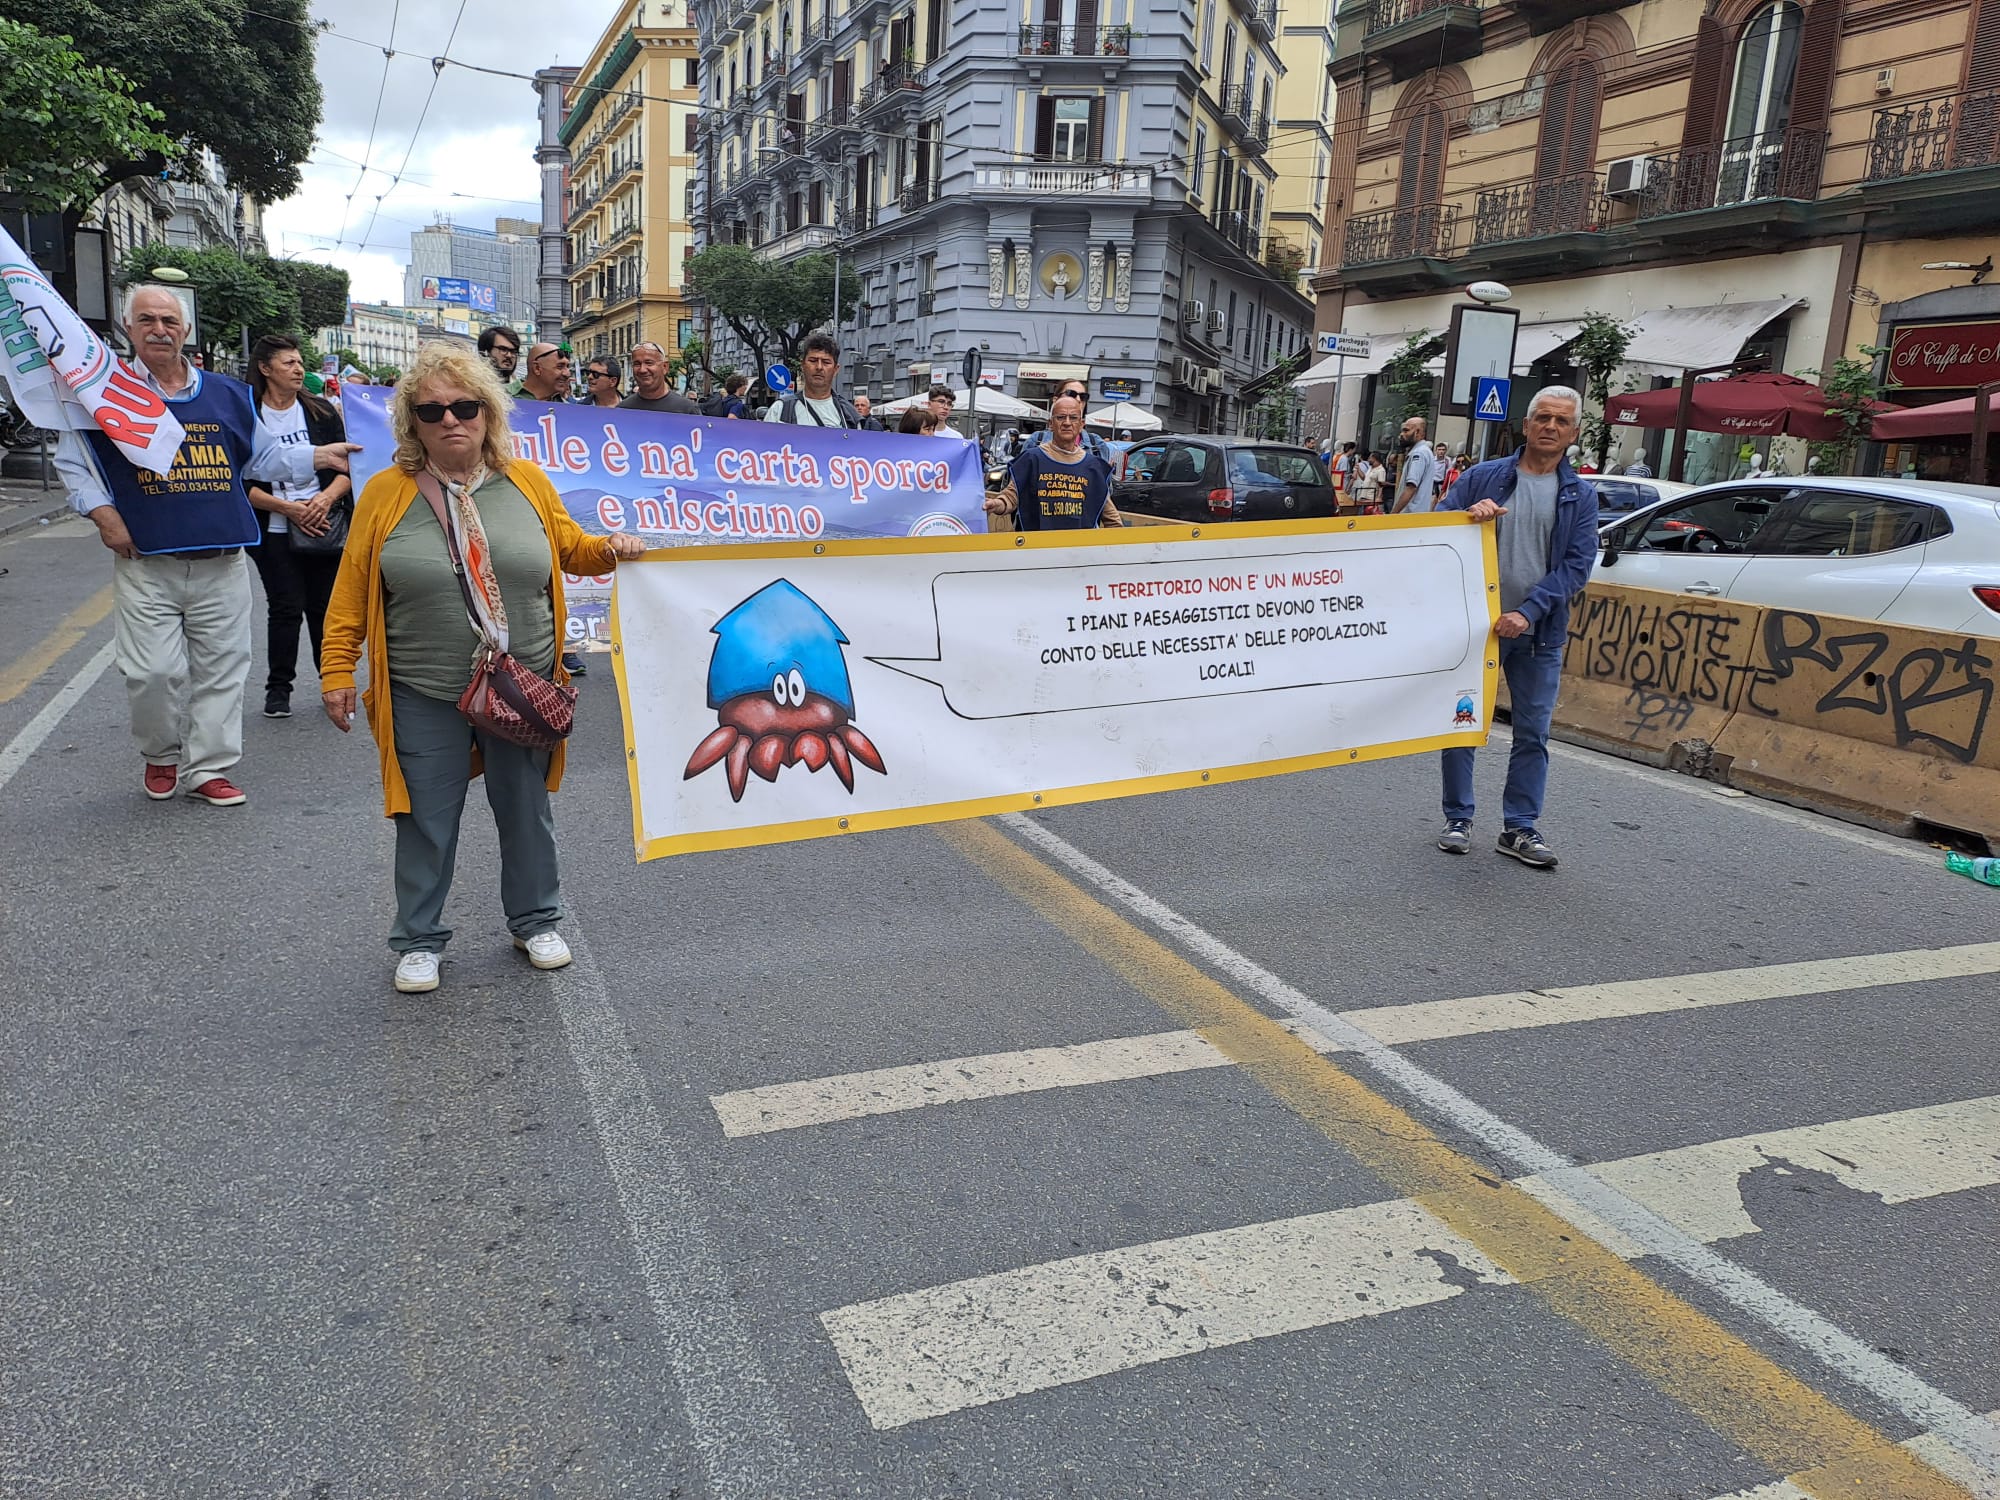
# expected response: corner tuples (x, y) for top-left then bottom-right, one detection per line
(1441, 634), (1564, 831)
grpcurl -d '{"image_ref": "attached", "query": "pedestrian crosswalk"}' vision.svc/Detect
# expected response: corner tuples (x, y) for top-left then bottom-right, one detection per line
(700, 872), (2000, 1492)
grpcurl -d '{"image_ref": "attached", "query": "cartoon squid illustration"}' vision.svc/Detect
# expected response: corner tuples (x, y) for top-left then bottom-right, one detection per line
(683, 578), (886, 802)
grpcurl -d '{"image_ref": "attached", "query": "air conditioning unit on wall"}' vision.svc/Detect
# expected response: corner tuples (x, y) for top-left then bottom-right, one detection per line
(1201, 366), (1225, 393)
(1183, 298), (1205, 325)
(1175, 356), (1201, 387)
(1605, 155), (1652, 197)
(1207, 309), (1227, 336)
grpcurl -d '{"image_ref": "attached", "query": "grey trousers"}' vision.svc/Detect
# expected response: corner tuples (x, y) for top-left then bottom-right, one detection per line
(112, 550), (252, 785)
(388, 682), (562, 954)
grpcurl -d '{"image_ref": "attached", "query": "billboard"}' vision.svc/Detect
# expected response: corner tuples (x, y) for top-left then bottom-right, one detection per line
(419, 275), (497, 313)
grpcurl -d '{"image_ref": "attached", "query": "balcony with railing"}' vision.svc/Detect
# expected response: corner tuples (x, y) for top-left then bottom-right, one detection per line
(797, 14), (835, 64)
(858, 61), (927, 116)
(1261, 234), (1307, 283)
(899, 178), (939, 213)
(808, 104), (858, 156)
(972, 163), (1153, 197)
(1209, 206), (1260, 258)
(1629, 126), (1826, 225)
(1219, 86), (1270, 151)
(762, 223), (839, 261)
(1237, 0), (1278, 41)
(1341, 202), (1459, 266)
(1471, 171), (1606, 246)
(916, 289), (937, 316)
(1866, 90), (2000, 182)
(1017, 23), (1133, 57)
(1362, 0), (1481, 80)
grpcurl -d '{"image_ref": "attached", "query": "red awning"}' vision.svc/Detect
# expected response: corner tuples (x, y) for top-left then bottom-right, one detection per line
(1870, 390), (2000, 439)
(1608, 372), (1898, 441)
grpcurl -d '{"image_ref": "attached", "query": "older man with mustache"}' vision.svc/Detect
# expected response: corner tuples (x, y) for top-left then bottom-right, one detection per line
(53, 285), (359, 806)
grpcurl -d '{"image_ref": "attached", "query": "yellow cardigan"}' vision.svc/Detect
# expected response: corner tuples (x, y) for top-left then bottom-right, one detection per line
(320, 463), (618, 816)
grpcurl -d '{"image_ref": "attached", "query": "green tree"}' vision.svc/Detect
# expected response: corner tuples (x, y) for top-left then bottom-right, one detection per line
(262, 258), (350, 336)
(1803, 349), (1887, 476)
(685, 244), (862, 376)
(119, 241), (294, 365)
(0, 18), (176, 213)
(1379, 332), (1441, 431)
(0, 0), (322, 204)
(1569, 310), (1636, 468)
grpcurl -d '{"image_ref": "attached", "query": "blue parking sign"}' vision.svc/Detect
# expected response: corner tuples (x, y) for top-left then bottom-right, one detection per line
(1474, 377), (1511, 421)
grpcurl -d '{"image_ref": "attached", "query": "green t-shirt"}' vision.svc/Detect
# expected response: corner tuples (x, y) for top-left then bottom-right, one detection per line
(380, 474), (559, 700)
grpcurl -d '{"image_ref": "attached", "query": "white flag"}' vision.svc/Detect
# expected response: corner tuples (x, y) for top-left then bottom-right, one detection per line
(0, 226), (185, 475)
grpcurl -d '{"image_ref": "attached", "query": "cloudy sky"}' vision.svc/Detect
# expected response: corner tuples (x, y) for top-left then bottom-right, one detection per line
(262, 0), (622, 303)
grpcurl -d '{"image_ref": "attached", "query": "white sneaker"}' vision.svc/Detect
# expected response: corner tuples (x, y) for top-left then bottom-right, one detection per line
(514, 931), (572, 970)
(394, 951), (441, 993)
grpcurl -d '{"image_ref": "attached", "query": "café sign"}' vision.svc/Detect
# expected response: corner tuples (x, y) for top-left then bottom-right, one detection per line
(1886, 319), (2000, 389)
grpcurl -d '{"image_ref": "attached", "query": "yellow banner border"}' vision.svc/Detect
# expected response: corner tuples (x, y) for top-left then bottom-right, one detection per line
(610, 514), (1501, 862)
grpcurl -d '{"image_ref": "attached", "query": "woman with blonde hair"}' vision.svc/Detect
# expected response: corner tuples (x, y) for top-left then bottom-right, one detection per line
(319, 341), (644, 995)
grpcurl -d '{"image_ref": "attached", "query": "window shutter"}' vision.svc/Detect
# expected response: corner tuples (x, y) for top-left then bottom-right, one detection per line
(833, 58), (850, 106)
(1537, 66), (1576, 175)
(1566, 65), (1601, 174)
(1967, 0), (2000, 94)
(1681, 15), (1728, 150)
(1088, 98), (1106, 161)
(1788, 0), (1844, 133)
(1035, 95), (1056, 160)
(1076, 0), (1098, 38)
(1398, 107), (1446, 204)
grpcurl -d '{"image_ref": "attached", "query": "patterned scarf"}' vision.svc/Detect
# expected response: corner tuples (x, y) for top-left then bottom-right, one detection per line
(429, 464), (509, 655)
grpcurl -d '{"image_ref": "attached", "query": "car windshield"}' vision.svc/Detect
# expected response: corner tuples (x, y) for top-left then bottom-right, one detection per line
(1230, 448), (1325, 485)
(1594, 479), (1655, 513)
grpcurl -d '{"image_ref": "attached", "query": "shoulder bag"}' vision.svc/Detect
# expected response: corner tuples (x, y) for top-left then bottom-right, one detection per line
(414, 472), (576, 752)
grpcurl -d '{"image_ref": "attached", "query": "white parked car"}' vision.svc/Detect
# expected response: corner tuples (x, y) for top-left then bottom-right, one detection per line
(1588, 474), (1694, 516)
(1594, 477), (2000, 637)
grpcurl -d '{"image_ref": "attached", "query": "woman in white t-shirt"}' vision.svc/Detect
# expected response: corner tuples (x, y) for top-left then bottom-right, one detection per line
(246, 335), (352, 719)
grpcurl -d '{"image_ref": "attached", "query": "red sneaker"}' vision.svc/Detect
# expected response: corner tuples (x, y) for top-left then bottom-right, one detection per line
(144, 763), (178, 800)
(186, 776), (247, 807)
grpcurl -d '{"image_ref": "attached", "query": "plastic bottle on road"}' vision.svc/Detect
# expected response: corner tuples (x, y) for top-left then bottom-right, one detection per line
(1944, 851), (2000, 886)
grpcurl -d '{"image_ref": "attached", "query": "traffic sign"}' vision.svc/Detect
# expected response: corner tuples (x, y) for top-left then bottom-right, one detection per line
(765, 362), (793, 394)
(1316, 331), (1373, 359)
(961, 348), (983, 390)
(1475, 377), (1511, 422)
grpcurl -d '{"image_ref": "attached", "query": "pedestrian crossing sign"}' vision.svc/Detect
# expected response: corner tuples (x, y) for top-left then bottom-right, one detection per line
(1475, 377), (1510, 421)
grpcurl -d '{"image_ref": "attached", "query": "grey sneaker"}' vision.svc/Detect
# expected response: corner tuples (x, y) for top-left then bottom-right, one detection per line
(394, 951), (441, 993)
(1497, 827), (1558, 868)
(1436, 818), (1471, 854)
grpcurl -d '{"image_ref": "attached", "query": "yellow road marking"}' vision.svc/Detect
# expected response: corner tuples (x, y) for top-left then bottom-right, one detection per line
(0, 583), (114, 704)
(940, 818), (1971, 1500)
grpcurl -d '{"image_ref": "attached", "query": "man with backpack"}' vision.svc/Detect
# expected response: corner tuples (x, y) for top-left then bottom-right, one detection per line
(701, 373), (749, 419)
(763, 335), (865, 428)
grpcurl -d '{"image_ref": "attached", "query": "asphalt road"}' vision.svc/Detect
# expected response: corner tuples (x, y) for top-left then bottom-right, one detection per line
(3, 513), (1997, 1500)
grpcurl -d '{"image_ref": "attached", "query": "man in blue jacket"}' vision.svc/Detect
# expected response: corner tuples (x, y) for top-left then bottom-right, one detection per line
(1433, 385), (1599, 868)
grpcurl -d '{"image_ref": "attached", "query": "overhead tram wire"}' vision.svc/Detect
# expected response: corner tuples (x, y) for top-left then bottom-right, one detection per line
(355, 0), (475, 252)
(332, 0), (402, 250)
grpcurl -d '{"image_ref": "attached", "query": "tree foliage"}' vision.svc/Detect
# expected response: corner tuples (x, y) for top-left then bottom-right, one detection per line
(1379, 332), (1441, 429)
(1569, 310), (1636, 468)
(0, 0), (322, 203)
(264, 257), (350, 335)
(0, 18), (177, 213)
(685, 245), (862, 374)
(1804, 349), (1887, 476)
(115, 242), (351, 364)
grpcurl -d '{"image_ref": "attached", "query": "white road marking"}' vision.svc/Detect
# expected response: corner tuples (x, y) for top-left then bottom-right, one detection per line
(823, 1094), (2000, 1431)
(712, 943), (2000, 1136)
(993, 813), (2000, 1491)
(546, 931), (804, 1499)
(823, 1197), (1509, 1429)
(0, 638), (114, 795)
(1705, 1413), (2000, 1499)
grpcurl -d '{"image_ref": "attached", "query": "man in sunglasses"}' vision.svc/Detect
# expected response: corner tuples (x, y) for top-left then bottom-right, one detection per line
(1028, 381), (1109, 459)
(583, 356), (623, 408)
(510, 342), (571, 403)
(621, 342), (699, 414)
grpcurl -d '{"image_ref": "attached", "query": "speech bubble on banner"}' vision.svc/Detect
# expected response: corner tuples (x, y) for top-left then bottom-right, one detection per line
(870, 545), (1474, 719)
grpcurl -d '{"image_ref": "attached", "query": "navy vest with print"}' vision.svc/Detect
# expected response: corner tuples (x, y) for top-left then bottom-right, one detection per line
(84, 371), (262, 553)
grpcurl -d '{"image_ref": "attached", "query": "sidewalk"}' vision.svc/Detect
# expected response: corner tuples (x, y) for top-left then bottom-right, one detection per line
(0, 466), (74, 539)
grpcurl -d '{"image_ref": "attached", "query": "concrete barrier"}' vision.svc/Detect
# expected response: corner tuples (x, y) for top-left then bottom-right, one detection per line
(1548, 582), (1999, 847)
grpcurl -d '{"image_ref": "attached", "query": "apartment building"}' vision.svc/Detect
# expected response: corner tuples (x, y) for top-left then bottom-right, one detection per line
(1303, 0), (2000, 481)
(563, 0), (702, 368)
(317, 303), (425, 373)
(403, 217), (541, 330)
(692, 0), (1321, 430)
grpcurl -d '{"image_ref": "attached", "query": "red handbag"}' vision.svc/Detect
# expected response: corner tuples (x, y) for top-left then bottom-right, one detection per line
(416, 474), (576, 752)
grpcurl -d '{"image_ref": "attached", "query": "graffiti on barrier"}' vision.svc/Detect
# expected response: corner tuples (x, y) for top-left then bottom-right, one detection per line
(1564, 593), (1765, 740)
(1759, 610), (1993, 766)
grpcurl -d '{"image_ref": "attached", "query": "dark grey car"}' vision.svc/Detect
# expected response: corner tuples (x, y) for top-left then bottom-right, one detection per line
(1112, 437), (1335, 523)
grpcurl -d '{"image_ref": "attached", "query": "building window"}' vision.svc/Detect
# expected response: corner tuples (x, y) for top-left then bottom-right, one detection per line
(1035, 95), (1103, 162)
(1398, 105), (1447, 208)
(685, 114), (699, 151)
(687, 57), (699, 86)
(1200, 0), (1215, 72)
(1313, 150), (1327, 210)
(1220, 28), (1236, 103)
(1191, 125), (1208, 200)
(1726, 2), (1803, 144)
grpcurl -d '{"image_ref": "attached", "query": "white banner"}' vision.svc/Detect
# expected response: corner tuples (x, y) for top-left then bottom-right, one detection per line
(611, 517), (1498, 859)
(0, 226), (185, 474)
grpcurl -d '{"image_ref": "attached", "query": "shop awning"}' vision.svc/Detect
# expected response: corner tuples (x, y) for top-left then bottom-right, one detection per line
(1513, 320), (1585, 369)
(1624, 297), (1804, 374)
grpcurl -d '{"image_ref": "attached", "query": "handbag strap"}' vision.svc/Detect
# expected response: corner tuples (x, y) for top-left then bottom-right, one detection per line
(414, 472), (498, 653)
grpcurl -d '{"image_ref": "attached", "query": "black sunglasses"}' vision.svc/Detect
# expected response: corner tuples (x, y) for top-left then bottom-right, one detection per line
(586, 367), (612, 379)
(1060, 388), (1087, 400)
(412, 399), (485, 424)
